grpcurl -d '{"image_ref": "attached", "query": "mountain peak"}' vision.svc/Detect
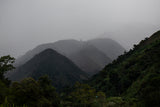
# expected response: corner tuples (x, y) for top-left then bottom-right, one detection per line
(9, 48), (88, 89)
(37, 48), (58, 56)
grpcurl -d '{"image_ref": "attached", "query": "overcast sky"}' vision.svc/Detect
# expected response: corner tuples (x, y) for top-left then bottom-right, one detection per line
(0, 0), (160, 58)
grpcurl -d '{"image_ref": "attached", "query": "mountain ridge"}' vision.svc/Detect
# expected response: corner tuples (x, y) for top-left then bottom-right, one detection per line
(9, 48), (88, 89)
(15, 38), (124, 75)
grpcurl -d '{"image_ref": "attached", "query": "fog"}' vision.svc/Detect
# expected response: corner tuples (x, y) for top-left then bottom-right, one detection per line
(0, 0), (160, 58)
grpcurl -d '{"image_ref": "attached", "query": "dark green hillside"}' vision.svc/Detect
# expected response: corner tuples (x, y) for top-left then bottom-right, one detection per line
(9, 49), (88, 89)
(89, 31), (160, 106)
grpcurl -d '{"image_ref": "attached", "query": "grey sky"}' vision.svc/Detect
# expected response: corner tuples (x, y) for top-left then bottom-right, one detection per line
(0, 0), (160, 58)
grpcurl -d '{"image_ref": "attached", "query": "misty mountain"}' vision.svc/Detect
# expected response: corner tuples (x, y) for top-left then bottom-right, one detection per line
(9, 49), (88, 89)
(14, 39), (84, 66)
(88, 38), (125, 60)
(15, 38), (124, 74)
(68, 44), (111, 75)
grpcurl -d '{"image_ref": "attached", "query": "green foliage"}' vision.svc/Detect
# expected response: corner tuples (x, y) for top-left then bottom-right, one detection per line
(7, 76), (60, 107)
(105, 97), (143, 107)
(61, 82), (106, 107)
(8, 78), (41, 106)
(0, 55), (15, 104)
(0, 55), (15, 75)
(0, 80), (9, 104)
(140, 74), (160, 107)
(38, 75), (60, 106)
(89, 30), (160, 106)
(0, 55), (15, 85)
(106, 97), (125, 107)
(0, 104), (28, 107)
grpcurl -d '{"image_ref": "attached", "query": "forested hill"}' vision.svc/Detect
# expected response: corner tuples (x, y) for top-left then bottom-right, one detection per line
(9, 49), (88, 89)
(89, 30), (160, 106)
(1, 31), (160, 106)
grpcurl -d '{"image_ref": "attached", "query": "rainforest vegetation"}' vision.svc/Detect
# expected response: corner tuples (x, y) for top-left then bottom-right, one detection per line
(0, 31), (160, 107)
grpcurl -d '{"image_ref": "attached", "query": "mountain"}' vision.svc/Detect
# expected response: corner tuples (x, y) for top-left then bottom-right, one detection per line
(15, 39), (84, 66)
(15, 38), (124, 75)
(69, 44), (111, 75)
(88, 38), (125, 60)
(89, 31), (160, 106)
(9, 49), (88, 89)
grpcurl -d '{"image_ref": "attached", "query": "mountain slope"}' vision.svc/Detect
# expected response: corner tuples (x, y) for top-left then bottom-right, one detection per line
(89, 31), (160, 106)
(69, 44), (111, 75)
(9, 49), (88, 89)
(88, 38), (125, 60)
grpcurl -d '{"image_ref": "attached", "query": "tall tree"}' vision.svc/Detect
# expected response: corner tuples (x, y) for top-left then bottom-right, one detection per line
(0, 55), (15, 104)
(0, 55), (15, 84)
